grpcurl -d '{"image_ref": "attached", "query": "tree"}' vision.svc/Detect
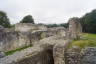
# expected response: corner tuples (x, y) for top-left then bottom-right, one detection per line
(20, 15), (34, 24)
(59, 23), (68, 28)
(79, 9), (96, 33)
(0, 11), (11, 28)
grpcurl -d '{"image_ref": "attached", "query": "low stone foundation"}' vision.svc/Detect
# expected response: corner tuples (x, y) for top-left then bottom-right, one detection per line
(65, 52), (81, 64)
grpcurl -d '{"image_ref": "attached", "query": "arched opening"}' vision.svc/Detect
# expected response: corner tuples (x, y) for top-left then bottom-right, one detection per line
(40, 47), (54, 64)
(45, 48), (54, 64)
(16, 46), (54, 64)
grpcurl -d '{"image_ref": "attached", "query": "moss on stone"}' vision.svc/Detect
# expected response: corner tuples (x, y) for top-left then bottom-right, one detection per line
(5, 45), (32, 56)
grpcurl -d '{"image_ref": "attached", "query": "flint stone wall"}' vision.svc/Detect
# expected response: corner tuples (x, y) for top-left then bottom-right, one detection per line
(15, 23), (47, 32)
(0, 30), (47, 52)
(65, 52), (81, 64)
(0, 31), (30, 51)
(65, 47), (96, 64)
(81, 47), (96, 64)
(1, 34), (96, 64)
(47, 27), (67, 37)
(0, 26), (67, 52)
(0, 36), (67, 64)
(68, 18), (82, 39)
(16, 48), (54, 64)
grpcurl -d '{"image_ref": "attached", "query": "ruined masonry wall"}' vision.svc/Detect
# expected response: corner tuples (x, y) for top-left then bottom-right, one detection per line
(65, 47), (96, 64)
(15, 23), (47, 32)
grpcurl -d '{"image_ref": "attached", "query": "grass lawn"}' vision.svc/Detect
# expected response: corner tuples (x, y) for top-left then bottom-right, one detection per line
(5, 45), (31, 56)
(69, 33), (96, 49)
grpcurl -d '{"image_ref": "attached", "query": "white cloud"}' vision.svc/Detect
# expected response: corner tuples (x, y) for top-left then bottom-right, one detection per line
(0, 0), (96, 24)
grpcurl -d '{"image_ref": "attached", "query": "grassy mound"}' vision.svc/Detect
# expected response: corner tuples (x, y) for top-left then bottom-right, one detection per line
(69, 33), (96, 49)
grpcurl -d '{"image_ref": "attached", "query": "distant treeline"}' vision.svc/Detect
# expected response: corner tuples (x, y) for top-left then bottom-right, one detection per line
(0, 9), (96, 33)
(44, 23), (68, 28)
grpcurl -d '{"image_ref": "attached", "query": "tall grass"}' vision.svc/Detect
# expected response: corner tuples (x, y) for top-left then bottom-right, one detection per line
(69, 33), (96, 49)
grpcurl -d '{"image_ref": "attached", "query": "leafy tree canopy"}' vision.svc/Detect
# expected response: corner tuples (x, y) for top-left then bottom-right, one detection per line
(20, 15), (34, 24)
(0, 11), (11, 28)
(79, 9), (96, 33)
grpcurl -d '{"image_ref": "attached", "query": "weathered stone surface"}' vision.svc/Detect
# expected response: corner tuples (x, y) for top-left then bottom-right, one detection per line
(15, 23), (47, 32)
(53, 43), (65, 64)
(65, 52), (81, 64)
(81, 47), (96, 64)
(53, 39), (71, 64)
(68, 18), (82, 39)
(65, 47), (96, 64)
(0, 23), (67, 52)
(0, 36), (70, 64)
(47, 27), (67, 37)
(0, 29), (46, 51)
(0, 22), (96, 64)
(0, 21), (89, 64)
(0, 31), (31, 51)
(15, 47), (54, 64)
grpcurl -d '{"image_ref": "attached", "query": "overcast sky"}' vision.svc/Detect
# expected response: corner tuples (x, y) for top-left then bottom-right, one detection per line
(0, 0), (96, 24)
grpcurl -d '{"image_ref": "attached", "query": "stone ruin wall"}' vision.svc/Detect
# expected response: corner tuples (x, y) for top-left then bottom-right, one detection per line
(0, 23), (67, 52)
(0, 31), (30, 51)
(15, 23), (47, 32)
(1, 36), (96, 64)
(1, 18), (96, 64)
(0, 22), (96, 64)
(16, 48), (54, 64)
(10, 47), (96, 64)
(68, 18), (82, 39)
(0, 36), (70, 64)
(1, 17), (81, 52)
(0, 18), (88, 64)
(65, 47), (96, 64)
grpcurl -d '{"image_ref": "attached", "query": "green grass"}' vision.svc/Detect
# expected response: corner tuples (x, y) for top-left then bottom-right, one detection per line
(69, 33), (96, 49)
(5, 45), (32, 56)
